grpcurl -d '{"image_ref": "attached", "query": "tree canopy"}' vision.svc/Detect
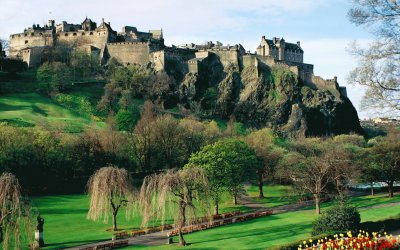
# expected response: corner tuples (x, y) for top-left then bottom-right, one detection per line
(186, 138), (260, 213)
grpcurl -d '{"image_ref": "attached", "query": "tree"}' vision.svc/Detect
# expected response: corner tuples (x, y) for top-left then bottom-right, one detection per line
(367, 130), (400, 197)
(243, 128), (284, 198)
(131, 101), (157, 172)
(37, 62), (73, 93)
(348, 0), (400, 116)
(116, 109), (139, 132)
(0, 172), (32, 249)
(0, 39), (8, 54)
(279, 138), (334, 214)
(139, 168), (210, 246)
(186, 138), (259, 213)
(86, 166), (134, 231)
(152, 115), (186, 169)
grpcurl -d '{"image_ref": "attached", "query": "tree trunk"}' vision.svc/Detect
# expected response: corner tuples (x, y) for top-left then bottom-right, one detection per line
(314, 194), (321, 214)
(178, 231), (186, 246)
(370, 182), (374, 196)
(233, 194), (238, 205)
(178, 202), (186, 246)
(258, 173), (264, 198)
(0, 225), (3, 242)
(112, 211), (118, 231)
(214, 197), (219, 215)
(388, 181), (394, 198)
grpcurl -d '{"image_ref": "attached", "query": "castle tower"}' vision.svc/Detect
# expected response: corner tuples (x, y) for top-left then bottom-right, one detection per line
(278, 38), (285, 61)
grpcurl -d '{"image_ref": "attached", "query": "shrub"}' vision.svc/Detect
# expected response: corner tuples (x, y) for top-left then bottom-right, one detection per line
(116, 109), (139, 131)
(311, 202), (360, 236)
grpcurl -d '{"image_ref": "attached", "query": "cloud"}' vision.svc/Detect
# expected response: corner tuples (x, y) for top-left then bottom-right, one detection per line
(0, 0), (326, 39)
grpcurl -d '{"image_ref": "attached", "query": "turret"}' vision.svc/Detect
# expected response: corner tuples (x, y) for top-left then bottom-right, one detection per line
(278, 38), (285, 61)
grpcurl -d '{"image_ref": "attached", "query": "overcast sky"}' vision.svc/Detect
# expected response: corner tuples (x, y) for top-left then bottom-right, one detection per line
(0, 0), (374, 118)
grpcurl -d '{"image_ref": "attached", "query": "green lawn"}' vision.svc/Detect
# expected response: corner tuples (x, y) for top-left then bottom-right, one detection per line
(0, 93), (104, 132)
(246, 184), (298, 208)
(31, 192), (249, 249)
(123, 198), (400, 250)
(29, 188), (400, 250)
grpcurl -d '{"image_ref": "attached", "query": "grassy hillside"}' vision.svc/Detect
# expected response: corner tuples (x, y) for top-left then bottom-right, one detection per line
(0, 70), (107, 132)
(0, 93), (104, 132)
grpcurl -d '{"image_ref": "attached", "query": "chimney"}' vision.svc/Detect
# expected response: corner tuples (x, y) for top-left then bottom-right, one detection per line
(297, 41), (301, 47)
(262, 35), (265, 40)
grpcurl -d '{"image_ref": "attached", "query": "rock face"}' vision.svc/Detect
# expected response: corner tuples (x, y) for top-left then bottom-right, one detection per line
(176, 57), (363, 136)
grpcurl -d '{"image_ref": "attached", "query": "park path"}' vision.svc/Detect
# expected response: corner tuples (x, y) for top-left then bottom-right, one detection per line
(63, 195), (400, 249)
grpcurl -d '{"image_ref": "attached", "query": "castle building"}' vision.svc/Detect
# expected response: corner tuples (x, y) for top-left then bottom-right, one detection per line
(7, 18), (347, 98)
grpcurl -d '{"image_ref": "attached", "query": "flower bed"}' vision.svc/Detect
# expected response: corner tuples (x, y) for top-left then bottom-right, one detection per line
(299, 231), (400, 250)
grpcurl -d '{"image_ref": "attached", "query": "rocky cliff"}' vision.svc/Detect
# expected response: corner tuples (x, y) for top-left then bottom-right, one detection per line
(175, 56), (363, 136)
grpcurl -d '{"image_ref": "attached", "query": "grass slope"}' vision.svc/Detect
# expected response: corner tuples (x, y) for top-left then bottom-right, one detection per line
(0, 93), (104, 132)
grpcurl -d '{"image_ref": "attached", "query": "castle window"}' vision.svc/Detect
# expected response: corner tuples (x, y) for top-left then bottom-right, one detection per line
(31, 33), (34, 36)
(25, 40), (28, 44)
(73, 33), (77, 36)
(65, 33), (68, 36)
(39, 33), (43, 36)
(82, 33), (85, 35)
(90, 32), (93, 35)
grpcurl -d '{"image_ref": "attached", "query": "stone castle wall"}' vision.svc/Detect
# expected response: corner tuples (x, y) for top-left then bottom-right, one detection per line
(203, 49), (239, 69)
(9, 31), (53, 57)
(107, 42), (151, 65)
(56, 30), (113, 49)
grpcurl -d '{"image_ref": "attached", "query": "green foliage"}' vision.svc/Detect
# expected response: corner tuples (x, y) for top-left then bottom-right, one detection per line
(0, 124), (135, 194)
(233, 122), (247, 135)
(186, 138), (260, 211)
(37, 62), (73, 93)
(69, 49), (101, 79)
(0, 58), (27, 74)
(202, 87), (218, 110)
(115, 109), (139, 131)
(311, 201), (361, 236)
(54, 93), (96, 118)
(365, 131), (400, 197)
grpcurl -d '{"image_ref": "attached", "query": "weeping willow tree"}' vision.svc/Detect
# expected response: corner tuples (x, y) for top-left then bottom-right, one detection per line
(86, 166), (134, 231)
(139, 168), (210, 246)
(0, 172), (33, 249)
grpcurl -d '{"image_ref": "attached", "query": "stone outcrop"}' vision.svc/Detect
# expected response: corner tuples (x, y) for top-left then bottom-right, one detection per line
(179, 63), (363, 136)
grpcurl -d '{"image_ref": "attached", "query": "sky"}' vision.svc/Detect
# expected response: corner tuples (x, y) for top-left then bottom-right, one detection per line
(0, 0), (374, 118)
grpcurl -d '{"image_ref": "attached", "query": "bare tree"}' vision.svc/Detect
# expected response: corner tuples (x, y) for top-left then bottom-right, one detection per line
(139, 168), (210, 246)
(131, 101), (157, 172)
(86, 166), (134, 231)
(0, 172), (33, 249)
(0, 39), (8, 54)
(348, 0), (400, 116)
(278, 138), (333, 214)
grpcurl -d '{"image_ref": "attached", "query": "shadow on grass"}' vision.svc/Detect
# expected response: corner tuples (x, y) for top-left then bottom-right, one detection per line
(0, 102), (32, 112)
(32, 104), (49, 116)
(38, 208), (89, 215)
(44, 238), (109, 248)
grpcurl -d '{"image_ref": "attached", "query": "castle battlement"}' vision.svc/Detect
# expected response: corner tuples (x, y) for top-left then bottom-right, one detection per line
(107, 41), (150, 46)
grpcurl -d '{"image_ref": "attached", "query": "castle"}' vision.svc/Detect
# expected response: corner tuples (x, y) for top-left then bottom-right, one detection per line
(8, 17), (347, 97)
